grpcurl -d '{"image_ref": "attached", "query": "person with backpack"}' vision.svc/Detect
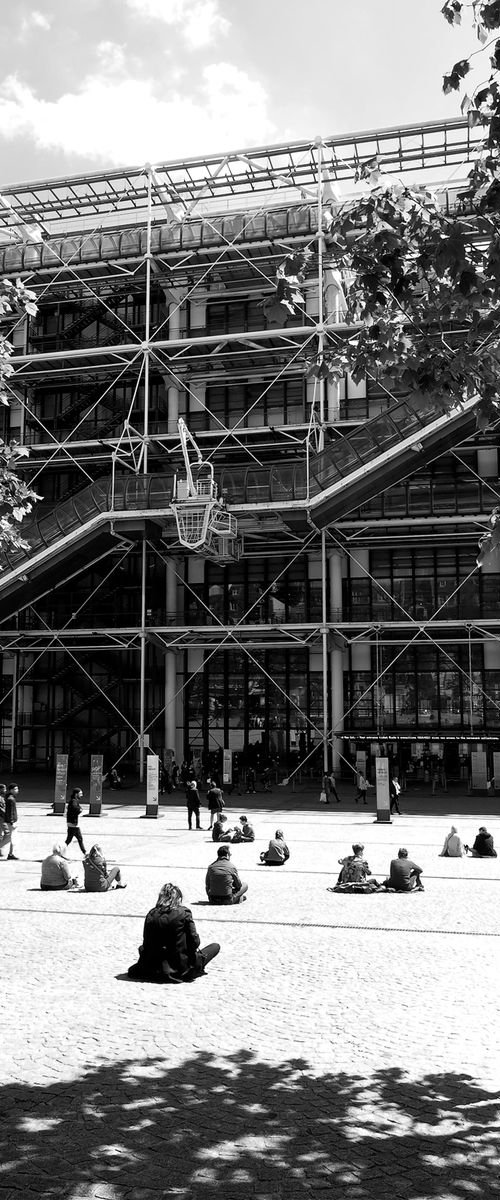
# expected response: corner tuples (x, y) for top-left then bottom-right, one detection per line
(65, 788), (86, 855)
(334, 843), (381, 891)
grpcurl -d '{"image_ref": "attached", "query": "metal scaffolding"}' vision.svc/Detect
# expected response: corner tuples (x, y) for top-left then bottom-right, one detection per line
(0, 117), (499, 780)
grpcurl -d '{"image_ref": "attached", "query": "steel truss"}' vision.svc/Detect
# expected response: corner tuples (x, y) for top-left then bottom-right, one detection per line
(0, 117), (499, 778)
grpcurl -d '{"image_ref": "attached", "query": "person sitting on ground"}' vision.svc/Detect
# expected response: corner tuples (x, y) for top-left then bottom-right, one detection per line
(205, 845), (248, 904)
(40, 843), (78, 891)
(383, 847), (424, 891)
(211, 813), (235, 842)
(334, 843), (380, 891)
(128, 882), (220, 982)
(233, 814), (255, 843)
(260, 829), (290, 865)
(439, 825), (464, 857)
(465, 827), (497, 857)
(206, 783), (224, 830)
(83, 844), (127, 892)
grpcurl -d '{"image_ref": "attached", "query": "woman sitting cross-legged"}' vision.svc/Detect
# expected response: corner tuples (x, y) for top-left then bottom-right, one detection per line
(439, 825), (464, 857)
(260, 829), (290, 865)
(128, 882), (220, 983)
(332, 843), (381, 892)
(83, 844), (127, 892)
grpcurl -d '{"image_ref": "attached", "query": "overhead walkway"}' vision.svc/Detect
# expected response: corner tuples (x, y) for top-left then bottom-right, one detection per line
(0, 392), (479, 611)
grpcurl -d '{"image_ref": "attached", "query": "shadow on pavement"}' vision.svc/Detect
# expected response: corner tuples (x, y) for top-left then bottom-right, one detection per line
(2, 1053), (499, 1197)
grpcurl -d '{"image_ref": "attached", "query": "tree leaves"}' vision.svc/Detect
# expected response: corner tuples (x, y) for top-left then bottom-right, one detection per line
(443, 59), (471, 93)
(442, 1), (462, 25)
(0, 280), (38, 555)
(477, 507), (500, 565)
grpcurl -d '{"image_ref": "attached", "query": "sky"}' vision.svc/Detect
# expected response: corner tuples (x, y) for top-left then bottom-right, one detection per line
(0, 0), (484, 184)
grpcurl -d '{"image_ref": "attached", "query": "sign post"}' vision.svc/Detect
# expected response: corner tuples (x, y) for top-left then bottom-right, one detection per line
(471, 750), (488, 792)
(145, 755), (159, 818)
(375, 756), (391, 823)
(222, 749), (232, 788)
(89, 754), (103, 816)
(53, 754), (68, 815)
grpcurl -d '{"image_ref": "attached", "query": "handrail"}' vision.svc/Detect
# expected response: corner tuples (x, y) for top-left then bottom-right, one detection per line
(0, 392), (477, 577)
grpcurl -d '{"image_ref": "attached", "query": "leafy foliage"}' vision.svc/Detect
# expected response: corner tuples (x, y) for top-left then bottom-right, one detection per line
(266, 4), (500, 565)
(477, 505), (500, 565)
(0, 279), (39, 558)
(263, 247), (313, 326)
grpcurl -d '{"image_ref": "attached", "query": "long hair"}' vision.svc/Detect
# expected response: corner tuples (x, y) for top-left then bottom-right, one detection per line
(87, 844), (104, 863)
(156, 883), (183, 912)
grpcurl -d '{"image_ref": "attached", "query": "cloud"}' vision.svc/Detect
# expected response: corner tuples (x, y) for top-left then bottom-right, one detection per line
(125, 0), (230, 49)
(0, 66), (275, 166)
(96, 41), (127, 74)
(20, 9), (51, 34)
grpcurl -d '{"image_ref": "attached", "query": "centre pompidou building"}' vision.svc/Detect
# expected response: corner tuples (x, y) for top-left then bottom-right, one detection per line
(0, 116), (498, 786)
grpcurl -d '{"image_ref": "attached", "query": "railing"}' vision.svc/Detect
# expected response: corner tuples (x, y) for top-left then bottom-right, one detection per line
(0, 391), (475, 576)
(1, 472), (177, 570)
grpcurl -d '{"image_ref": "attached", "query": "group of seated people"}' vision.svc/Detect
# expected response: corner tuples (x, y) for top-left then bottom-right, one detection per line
(440, 825), (497, 857)
(125, 827), (292, 983)
(212, 814), (290, 866)
(40, 843), (127, 891)
(332, 824), (498, 893)
(332, 844), (424, 893)
(212, 813), (255, 842)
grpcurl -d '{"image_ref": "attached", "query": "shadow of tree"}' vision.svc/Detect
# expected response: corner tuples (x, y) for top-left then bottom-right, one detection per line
(3, 1053), (500, 1198)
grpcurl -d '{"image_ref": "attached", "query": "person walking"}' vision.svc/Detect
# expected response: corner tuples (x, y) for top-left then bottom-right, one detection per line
(65, 788), (86, 855)
(355, 773), (371, 805)
(389, 777), (402, 815)
(245, 767), (256, 795)
(327, 771), (341, 803)
(186, 779), (201, 830)
(1, 788), (19, 860)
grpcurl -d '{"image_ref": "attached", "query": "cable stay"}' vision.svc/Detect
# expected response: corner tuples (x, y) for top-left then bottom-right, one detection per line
(172, 418), (239, 560)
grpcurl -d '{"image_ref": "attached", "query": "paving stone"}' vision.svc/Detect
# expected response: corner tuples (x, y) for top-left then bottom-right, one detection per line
(1, 799), (500, 1199)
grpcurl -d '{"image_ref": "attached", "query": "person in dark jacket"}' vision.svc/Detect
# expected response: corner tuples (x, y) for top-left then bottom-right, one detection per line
(383, 847), (424, 891)
(389, 778), (402, 815)
(205, 845), (248, 904)
(83, 844), (126, 891)
(233, 815), (255, 842)
(465, 827), (497, 857)
(207, 783), (224, 829)
(211, 814), (234, 842)
(186, 780), (201, 830)
(128, 883), (220, 982)
(1, 789), (19, 860)
(65, 789), (86, 854)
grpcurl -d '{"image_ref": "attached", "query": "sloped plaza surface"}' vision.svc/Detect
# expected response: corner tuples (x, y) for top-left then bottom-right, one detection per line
(1, 784), (500, 1200)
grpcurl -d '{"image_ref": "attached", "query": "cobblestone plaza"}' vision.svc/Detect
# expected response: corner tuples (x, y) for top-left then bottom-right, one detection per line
(2, 787), (500, 1200)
